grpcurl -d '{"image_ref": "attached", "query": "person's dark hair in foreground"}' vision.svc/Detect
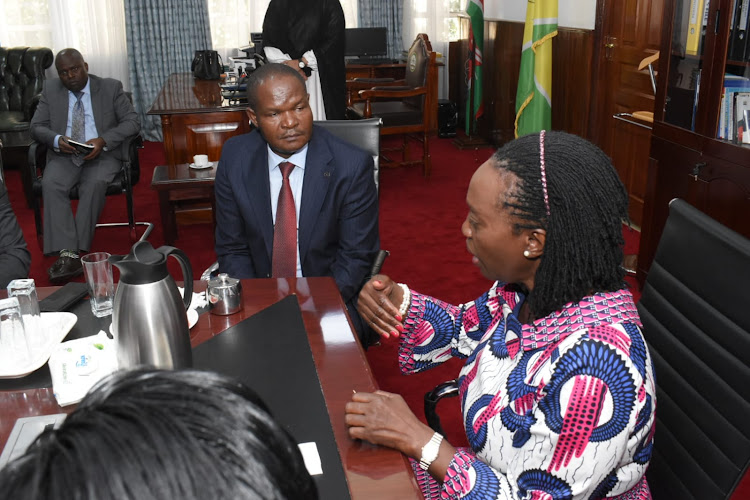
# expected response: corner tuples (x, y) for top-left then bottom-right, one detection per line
(0, 369), (317, 500)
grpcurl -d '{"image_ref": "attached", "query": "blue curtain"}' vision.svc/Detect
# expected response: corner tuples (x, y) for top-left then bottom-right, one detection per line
(124, 0), (213, 141)
(358, 0), (403, 60)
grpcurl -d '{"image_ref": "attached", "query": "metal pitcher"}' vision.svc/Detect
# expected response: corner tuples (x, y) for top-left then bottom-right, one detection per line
(109, 241), (193, 369)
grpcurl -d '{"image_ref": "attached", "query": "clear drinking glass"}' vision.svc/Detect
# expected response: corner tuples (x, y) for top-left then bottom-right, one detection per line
(0, 296), (30, 368)
(7, 278), (42, 348)
(81, 252), (114, 317)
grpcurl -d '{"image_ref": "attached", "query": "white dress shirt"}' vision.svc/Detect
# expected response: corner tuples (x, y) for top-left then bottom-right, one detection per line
(267, 144), (308, 277)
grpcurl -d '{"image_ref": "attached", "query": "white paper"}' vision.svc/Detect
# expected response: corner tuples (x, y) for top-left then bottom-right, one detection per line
(298, 441), (323, 475)
(48, 331), (117, 406)
(178, 287), (207, 311)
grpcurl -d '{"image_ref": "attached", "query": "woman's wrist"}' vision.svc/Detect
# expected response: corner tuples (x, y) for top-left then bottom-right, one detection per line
(405, 424), (439, 460)
(396, 283), (411, 318)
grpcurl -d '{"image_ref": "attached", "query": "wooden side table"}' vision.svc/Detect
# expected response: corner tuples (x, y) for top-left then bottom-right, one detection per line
(151, 163), (216, 245)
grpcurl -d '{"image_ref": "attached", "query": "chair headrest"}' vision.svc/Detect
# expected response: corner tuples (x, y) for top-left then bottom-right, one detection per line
(405, 37), (429, 88)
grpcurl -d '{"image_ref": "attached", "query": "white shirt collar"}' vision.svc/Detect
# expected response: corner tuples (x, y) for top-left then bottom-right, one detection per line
(267, 143), (308, 171)
(70, 78), (91, 97)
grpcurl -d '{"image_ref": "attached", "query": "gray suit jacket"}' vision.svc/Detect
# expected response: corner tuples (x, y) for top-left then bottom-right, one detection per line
(30, 74), (140, 161)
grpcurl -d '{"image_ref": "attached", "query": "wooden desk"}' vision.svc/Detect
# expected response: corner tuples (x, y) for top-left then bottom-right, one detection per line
(147, 73), (251, 167)
(0, 278), (421, 499)
(151, 163), (216, 245)
(346, 62), (406, 81)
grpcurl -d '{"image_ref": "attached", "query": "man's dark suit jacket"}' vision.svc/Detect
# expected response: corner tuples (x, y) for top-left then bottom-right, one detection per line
(214, 125), (379, 309)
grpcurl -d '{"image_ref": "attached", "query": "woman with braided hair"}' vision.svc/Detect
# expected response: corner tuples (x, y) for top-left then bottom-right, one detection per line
(346, 131), (656, 499)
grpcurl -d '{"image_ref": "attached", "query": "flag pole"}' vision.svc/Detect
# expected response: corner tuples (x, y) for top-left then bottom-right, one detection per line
(453, 9), (490, 150)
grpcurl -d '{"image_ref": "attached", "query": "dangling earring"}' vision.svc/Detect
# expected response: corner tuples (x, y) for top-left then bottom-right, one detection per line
(523, 250), (531, 258)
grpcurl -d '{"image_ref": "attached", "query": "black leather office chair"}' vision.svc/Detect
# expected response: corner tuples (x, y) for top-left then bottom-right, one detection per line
(313, 118), (382, 189)
(27, 132), (154, 245)
(638, 198), (750, 499)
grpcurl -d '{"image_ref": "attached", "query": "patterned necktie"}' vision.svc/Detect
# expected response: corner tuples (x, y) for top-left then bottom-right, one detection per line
(71, 91), (85, 166)
(272, 162), (297, 277)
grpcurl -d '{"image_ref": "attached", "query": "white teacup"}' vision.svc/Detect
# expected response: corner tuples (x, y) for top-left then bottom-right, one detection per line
(193, 154), (209, 167)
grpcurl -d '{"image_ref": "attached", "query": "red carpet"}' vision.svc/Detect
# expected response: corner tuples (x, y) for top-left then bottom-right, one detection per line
(3, 134), (640, 450)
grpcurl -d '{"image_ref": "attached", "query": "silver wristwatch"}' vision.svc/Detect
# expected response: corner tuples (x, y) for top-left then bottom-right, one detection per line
(419, 432), (444, 471)
(298, 60), (306, 69)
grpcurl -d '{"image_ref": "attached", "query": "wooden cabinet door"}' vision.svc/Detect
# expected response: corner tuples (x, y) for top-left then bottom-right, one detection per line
(592, 0), (666, 227)
(638, 134), (750, 279)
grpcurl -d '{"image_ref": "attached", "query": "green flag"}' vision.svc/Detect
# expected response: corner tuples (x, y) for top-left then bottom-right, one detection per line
(515, 0), (558, 137)
(465, 0), (484, 135)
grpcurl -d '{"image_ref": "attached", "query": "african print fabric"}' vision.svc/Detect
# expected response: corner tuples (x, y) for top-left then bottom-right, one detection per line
(399, 282), (656, 499)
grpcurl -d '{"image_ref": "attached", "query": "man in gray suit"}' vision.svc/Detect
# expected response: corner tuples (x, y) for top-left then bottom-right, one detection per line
(31, 48), (140, 283)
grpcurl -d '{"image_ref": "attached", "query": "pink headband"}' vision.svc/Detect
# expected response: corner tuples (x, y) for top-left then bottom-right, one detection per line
(539, 130), (551, 216)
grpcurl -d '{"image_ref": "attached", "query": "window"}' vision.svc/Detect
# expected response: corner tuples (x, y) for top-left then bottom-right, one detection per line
(403, 0), (463, 46)
(0, 0), (129, 90)
(0, 0), (52, 47)
(403, 0), (464, 99)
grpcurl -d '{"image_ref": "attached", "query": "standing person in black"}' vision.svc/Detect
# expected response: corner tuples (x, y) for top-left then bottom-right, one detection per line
(262, 0), (346, 120)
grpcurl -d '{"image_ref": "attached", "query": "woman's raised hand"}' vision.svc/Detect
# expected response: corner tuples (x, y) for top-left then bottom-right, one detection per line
(357, 274), (405, 339)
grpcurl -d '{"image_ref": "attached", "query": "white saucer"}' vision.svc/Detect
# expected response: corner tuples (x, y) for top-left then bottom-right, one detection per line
(187, 309), (199, 329)
(107, 309), (199, 333)
(189, 162), (214, 169)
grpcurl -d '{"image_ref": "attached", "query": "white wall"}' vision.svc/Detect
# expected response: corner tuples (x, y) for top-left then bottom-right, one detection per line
(483, 0), (597, 30)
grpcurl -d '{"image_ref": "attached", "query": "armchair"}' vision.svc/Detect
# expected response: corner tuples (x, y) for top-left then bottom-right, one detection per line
(346, 34), (437, 177)
(27, 131), (154, 245)
(0, 46), (53, 145)
(0, 46), (54, 205)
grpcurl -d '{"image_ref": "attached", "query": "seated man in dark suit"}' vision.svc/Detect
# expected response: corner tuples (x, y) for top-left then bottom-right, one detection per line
(214, 63), (379, 344)
(30, 48), (140, 283)
(0, 174), (31, 288)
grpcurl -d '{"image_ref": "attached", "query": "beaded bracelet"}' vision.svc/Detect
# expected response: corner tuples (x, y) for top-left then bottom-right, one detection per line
(397, 283), (411, 318)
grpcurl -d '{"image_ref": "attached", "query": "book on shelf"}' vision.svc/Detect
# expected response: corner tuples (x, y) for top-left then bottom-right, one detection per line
(718, 75), (750, 139)
(729, 0), (750, 61)
(686, 0), (706, 55)
(700, 2), (711, 54)
(692, 70), (701, 132)
(727, 0), (748, 61)
(734, 92), (750, 143)
(742, 0), (750, 62)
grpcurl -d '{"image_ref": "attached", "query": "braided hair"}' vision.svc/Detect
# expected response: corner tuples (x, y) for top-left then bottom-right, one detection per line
(491, 131), (629, 320)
